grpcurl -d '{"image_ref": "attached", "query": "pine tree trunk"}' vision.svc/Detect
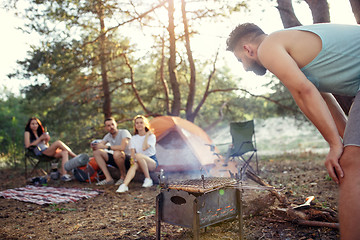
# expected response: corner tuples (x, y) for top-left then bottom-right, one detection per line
(97, 2), (112, 119)
(167, 0), (181, 116)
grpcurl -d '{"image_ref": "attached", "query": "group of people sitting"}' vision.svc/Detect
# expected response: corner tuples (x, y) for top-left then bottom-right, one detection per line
(24, 115), (157, 193)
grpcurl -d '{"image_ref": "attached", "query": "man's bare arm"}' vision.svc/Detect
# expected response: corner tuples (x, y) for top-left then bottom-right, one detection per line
(320, 93), (347, 138)
(110, 137), (130, 151)
(258, 37), (343, 183)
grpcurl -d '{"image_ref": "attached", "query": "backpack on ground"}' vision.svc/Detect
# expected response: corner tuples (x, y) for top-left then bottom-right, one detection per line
(73, 157), (105, 183)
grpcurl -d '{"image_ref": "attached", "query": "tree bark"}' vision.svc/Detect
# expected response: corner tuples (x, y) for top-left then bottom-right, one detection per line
(96, 0), (112, 119)
(276, 0), (301, 28)
(305, 0), (330, 23)
(181, 0), (197, 122)
(159, 33), (170, 114)
(349, 0), (360, 23)
(295, 219), (339, 229)
(167, 0), (181, 116)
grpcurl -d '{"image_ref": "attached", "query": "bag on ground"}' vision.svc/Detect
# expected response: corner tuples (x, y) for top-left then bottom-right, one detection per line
(64, 153), (90, 171)
(73, 157), (104, 183)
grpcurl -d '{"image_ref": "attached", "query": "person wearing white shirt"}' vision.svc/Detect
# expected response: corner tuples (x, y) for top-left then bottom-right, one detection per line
(116, 115), (158, 193)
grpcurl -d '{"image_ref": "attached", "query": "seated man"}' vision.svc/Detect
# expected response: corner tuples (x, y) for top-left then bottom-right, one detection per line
(92, 117), (131, 186)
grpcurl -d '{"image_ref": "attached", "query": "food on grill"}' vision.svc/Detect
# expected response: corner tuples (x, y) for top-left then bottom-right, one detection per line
(166, 177), (238, 193)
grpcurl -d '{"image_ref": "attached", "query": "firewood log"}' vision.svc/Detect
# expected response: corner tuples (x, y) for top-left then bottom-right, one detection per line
(246, 170), (290, 206)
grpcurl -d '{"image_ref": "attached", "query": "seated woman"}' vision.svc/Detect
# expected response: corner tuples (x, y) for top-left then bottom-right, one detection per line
(24, 117), (77, 181)
(116, 115), (158, 193)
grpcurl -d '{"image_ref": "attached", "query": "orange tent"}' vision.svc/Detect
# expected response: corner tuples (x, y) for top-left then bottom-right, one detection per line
(149, 116), (217, 172)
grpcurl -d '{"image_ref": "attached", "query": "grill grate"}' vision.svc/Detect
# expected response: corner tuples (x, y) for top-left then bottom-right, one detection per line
(166, 177), (237, 193)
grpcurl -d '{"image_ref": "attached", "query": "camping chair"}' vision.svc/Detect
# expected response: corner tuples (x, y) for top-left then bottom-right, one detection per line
(24, 147), (59, 179)
(227, 120), (259, 179)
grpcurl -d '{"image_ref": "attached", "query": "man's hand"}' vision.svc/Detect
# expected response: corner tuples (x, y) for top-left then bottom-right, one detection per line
(93, 142), (107, 150)
(40, 133), (50, 142)
(324, 144), (344, 184)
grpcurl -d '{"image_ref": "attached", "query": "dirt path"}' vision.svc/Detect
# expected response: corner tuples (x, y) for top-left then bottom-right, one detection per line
(0, 152), (339, 239)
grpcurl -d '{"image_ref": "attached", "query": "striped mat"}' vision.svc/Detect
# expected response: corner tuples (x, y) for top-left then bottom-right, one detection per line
(0, 185), (102, 205)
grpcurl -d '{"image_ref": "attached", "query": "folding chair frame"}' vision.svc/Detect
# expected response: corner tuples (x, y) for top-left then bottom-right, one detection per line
(24, 148), (59, 179)
(227, 120), (259, 179)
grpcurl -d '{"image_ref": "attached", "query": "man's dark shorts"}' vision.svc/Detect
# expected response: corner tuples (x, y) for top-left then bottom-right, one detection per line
(107, 153), (131, 170)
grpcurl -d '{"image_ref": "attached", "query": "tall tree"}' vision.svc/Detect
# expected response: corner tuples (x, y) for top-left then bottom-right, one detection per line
(157, 0), (247, 121)
(10, 0), (167, 119)
(96, 0), (112, 118)
(167, 0), (181, 116)
(181, 0), (196, 121)
(9, 0), (255, 132)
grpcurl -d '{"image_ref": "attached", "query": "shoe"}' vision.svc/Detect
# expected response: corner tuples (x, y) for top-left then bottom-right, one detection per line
(61, 174), (72, 182)
(96, 179), (114, 186)
(115, 179), (124, 185)
(116, 184), (128, 193)
(142, 178), (153, 188)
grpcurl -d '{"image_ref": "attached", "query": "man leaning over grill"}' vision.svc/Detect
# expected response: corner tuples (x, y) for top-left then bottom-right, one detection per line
(226, 22), (360, 240)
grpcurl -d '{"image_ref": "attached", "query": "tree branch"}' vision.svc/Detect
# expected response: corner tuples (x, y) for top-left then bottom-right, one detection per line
(203, 101), (228, 132)
(82, 0), (167, 47)
(236, 88), (299, 113)
(276, 0), (301, 28)
(192, 49), (219, 118)
(204, 86), (299, 114)
(122, 53), (153, 115)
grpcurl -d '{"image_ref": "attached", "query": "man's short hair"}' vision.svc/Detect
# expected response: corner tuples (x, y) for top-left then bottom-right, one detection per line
(226, 23), (265, 52)
(104, 117), (116, 124)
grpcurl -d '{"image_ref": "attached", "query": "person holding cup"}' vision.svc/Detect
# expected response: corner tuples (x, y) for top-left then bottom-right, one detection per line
(24, 117), (77, 181)
(92, 117), (132, 186)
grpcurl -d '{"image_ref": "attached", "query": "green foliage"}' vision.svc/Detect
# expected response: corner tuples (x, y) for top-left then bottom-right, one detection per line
(3, 0), (298, 164)
(12, 0), (139, 153)
(266, 77), (305, 120)
(0, 92), (28, 167)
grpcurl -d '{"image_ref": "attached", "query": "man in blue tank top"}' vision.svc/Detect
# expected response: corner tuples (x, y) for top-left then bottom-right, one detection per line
(227, 23), (360, 240)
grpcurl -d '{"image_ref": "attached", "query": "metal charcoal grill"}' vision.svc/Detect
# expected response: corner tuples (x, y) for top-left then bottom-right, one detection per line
(156, 176), (243, 240)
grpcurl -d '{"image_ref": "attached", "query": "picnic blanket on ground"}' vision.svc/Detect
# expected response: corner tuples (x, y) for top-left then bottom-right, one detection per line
(0, 185), (102, 205)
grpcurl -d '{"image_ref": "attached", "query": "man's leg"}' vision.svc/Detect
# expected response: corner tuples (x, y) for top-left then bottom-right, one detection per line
(93, 149), (113, 182)
(113, 150), (126, 180)
(339, 146), (360, 240)
(339, 91), (360, 239)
